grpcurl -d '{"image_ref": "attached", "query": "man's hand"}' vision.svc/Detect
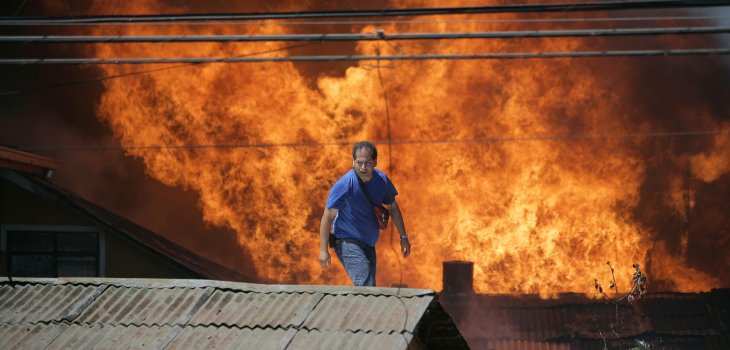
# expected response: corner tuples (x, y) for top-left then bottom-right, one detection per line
(387, 200), (411, 258)
(319, 208), (338, 269)
(400, 236), (411, 258)
(319, 249), (331, 268)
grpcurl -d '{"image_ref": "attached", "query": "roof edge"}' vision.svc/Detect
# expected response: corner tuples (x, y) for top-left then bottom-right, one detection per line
(0, 145), (60, 176)
(3, 277), (437, 296)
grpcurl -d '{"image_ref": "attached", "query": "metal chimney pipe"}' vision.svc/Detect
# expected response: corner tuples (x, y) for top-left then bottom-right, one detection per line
(442, 260), (474, 295)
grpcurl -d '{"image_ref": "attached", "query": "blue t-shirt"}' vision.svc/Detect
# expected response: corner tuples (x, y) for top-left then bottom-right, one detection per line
(325, 168), (398, 247)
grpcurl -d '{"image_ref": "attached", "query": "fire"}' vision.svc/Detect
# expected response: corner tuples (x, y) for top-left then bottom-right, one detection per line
(69, 2), (730, 293)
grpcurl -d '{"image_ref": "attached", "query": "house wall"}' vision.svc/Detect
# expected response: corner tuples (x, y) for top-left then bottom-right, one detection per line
(0, 176), (199, 279)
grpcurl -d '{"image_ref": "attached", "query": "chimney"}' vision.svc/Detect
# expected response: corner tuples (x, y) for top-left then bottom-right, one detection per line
(442, 260), (474, 295)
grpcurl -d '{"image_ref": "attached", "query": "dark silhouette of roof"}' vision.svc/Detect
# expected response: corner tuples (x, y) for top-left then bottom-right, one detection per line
(441, 289), (730, 349)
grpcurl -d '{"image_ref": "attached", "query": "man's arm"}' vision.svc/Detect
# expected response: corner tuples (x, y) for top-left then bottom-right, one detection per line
(386, 200), (411, 258)
(319, 207), (339, 268)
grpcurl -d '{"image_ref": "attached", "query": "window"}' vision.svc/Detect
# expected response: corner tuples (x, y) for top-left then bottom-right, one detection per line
(1, 226), (104, 277)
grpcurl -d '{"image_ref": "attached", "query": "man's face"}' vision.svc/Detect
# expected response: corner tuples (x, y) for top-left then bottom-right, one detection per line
(352, 148), (377, 181)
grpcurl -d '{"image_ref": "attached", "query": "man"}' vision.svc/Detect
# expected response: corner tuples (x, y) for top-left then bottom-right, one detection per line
(318, 141), (411, 286)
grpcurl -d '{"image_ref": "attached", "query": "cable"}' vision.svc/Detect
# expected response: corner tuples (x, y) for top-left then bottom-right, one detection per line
(3, 48), (730, 65)
(16, 129), (728, 153)
(6, 14), (730, 27)
(6, 26), (730, 43)
(0, 41), (320, 97)
(1, 1), (728, 25)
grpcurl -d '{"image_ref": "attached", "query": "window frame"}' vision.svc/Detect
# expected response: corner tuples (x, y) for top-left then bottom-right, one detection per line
(0, 225), (105, 277)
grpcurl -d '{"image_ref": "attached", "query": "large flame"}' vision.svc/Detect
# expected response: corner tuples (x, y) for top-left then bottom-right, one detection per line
(72, 1), (729, 293)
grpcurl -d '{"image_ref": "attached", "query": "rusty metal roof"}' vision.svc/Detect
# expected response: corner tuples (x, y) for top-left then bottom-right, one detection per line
(0, 278), (469, 350)
(469, 339), (571, 350)
(441, 289), (730, 350)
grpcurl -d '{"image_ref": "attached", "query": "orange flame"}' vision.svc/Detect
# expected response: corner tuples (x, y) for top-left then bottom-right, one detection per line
(79, 1), (728, 294)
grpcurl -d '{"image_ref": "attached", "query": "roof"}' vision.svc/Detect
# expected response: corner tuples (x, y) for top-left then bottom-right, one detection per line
(441, 289), (730, 350)
(0, 278), (469, 350)
(0, 145), (59, 177)
(0, 168), (254, 282)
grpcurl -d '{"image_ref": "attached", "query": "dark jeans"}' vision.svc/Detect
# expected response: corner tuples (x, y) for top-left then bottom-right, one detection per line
(334, 238), (377, 286)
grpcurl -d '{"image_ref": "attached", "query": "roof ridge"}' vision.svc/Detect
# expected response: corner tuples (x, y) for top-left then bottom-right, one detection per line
(5, 277), (436, 297)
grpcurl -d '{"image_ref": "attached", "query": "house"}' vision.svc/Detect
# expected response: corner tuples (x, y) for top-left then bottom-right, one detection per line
(439, 261), (730, 349)
(0, 145), (252, 281)
(0, 146), (470, 349)
(0, 277), (469, 349)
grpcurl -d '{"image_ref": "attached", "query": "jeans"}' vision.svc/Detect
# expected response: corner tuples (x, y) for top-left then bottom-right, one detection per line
(334, 238), (377, 286)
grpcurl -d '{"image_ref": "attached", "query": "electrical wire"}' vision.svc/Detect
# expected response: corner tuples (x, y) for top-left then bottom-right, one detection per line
(1, 1), (728, 25)
(3, 48), (729, 65)
(0, 41), (321, 97)
(4, 14), (730, 27)
(16, 129), (728, 153)
(5, 25), (730, 43)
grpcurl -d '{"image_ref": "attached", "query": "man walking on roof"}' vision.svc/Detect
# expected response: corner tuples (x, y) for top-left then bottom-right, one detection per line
(318, 141), (411, 286)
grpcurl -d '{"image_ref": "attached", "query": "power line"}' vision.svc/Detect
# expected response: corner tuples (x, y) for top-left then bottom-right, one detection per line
(0, 41), (321, 97)
(17, 129), (729, 153)
(3, 48), (730, 65)
(5, 26), (730, 43)
(5, 14), (730, 27)
(1, 1), (728, 25)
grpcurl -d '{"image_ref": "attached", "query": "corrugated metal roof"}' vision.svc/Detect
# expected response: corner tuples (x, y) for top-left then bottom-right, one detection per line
(441, 289), (730, 350)
(0, 278), (467, 350)
(46, 324), (182, 350)
(445, 301), (648, 340)
(189, 290), (322, 328)
(638, 292), (709, 316)
(302, 294), (433, 333)
(649, 315), (718, 335)
(703, 288), (730, 312)
(166, 327), (297, 350)
(470, 339), (571, 350)
(74, 285), (213, 326)
(0, 283), (102, 323)
(287, 330), (415, 350)
(0, 324), (69, 349)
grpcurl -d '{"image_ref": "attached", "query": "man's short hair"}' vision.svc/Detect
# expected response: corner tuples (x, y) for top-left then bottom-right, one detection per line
(352, 141), (378, 160)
